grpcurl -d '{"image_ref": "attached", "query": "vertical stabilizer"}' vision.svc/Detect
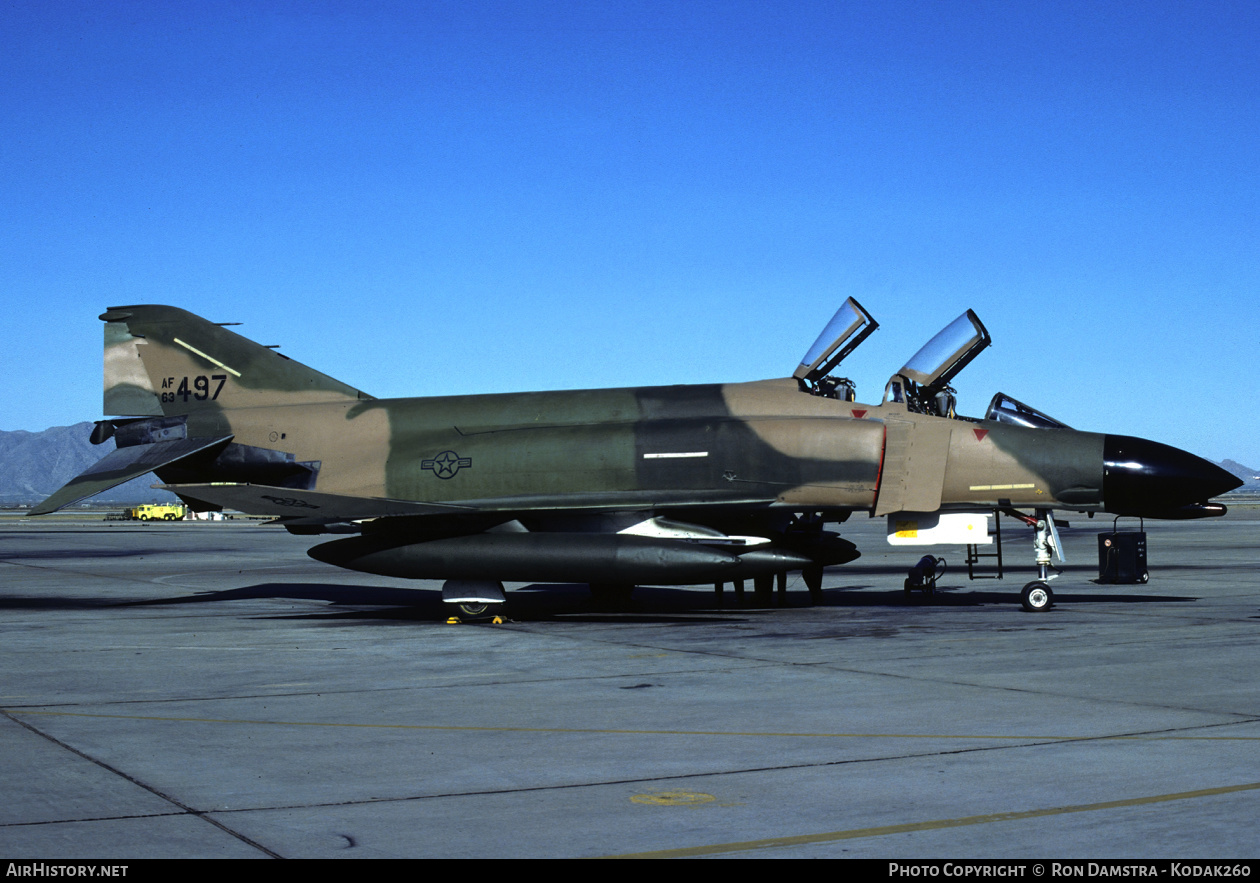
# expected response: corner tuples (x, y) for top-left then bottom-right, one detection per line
(101, 306), (373, 417)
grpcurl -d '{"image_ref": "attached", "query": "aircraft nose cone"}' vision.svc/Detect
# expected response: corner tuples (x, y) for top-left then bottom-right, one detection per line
(1103, 435), (1242, 516)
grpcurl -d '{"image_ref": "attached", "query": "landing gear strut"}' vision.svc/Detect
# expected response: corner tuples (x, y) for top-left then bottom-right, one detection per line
(1017, 508), (1059, 612)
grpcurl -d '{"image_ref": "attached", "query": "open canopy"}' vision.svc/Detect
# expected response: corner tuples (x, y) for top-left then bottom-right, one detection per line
(794, 297), (878, 387)
(897, 309), (990, 394)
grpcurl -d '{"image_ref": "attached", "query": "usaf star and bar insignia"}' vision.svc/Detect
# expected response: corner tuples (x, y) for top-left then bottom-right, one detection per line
(422, 450), (472, 479)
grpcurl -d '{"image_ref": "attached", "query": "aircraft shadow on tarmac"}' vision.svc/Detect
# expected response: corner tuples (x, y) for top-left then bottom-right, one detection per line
(77, 576), (1198, 623)
(119, 582), (747, 624)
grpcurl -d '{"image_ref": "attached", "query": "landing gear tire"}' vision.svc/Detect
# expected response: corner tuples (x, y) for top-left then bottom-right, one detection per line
(1021, 581), (1053, 612)
(450, 601), (505, 623)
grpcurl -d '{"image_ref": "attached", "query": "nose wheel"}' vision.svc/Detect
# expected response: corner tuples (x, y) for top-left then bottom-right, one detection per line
(1020, 580), (1053, 612)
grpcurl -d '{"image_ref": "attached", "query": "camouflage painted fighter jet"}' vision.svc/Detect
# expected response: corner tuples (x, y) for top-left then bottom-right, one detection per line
(32, 301), (1240, 613)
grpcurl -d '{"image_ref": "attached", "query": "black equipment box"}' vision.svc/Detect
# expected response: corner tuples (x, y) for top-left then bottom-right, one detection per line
(1098, 531), (1148, 584)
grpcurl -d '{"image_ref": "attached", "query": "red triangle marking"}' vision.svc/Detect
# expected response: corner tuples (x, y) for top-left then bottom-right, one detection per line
(851, 409), (867, 419)
(973, 428), (989, 441)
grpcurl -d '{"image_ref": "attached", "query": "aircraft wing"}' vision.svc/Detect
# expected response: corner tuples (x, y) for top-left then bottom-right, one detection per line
(29, 436), (234, 516)
(160, 482), (480, 520)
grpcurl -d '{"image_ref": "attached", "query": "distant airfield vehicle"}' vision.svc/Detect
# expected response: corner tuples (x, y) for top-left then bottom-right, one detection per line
(33, 301), (1240, 615)
(124, 504), (186, 521)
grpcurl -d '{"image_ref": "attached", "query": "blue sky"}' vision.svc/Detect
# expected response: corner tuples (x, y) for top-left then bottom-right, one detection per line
(4, 1), (1258, 467)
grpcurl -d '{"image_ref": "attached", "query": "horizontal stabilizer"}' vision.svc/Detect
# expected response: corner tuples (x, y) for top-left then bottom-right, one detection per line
(28, 436), (233, 516)
(159, 482), (478, 520)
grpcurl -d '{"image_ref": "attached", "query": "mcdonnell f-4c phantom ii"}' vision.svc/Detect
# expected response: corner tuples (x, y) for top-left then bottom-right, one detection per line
(33, 300), (1240, 614)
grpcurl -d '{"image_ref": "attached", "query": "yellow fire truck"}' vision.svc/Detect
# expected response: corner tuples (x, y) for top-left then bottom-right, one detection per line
(125, 504), (186, 521)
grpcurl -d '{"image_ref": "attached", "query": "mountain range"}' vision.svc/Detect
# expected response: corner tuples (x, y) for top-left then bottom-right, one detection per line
(0, 422), (177, 507)
(1218, 460), (1260, 483)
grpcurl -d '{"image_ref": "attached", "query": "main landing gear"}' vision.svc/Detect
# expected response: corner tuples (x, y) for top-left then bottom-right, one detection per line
(442, 580), (508, 623)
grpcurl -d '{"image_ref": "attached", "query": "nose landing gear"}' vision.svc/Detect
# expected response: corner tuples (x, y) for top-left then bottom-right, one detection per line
(1010, 508), (1060, 612)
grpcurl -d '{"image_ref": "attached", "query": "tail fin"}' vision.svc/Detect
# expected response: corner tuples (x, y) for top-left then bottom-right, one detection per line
(102, 305), (372, 417)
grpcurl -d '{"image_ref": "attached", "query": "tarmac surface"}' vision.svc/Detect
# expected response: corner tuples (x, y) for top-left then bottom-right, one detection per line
(1, 507), (1257, 859)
